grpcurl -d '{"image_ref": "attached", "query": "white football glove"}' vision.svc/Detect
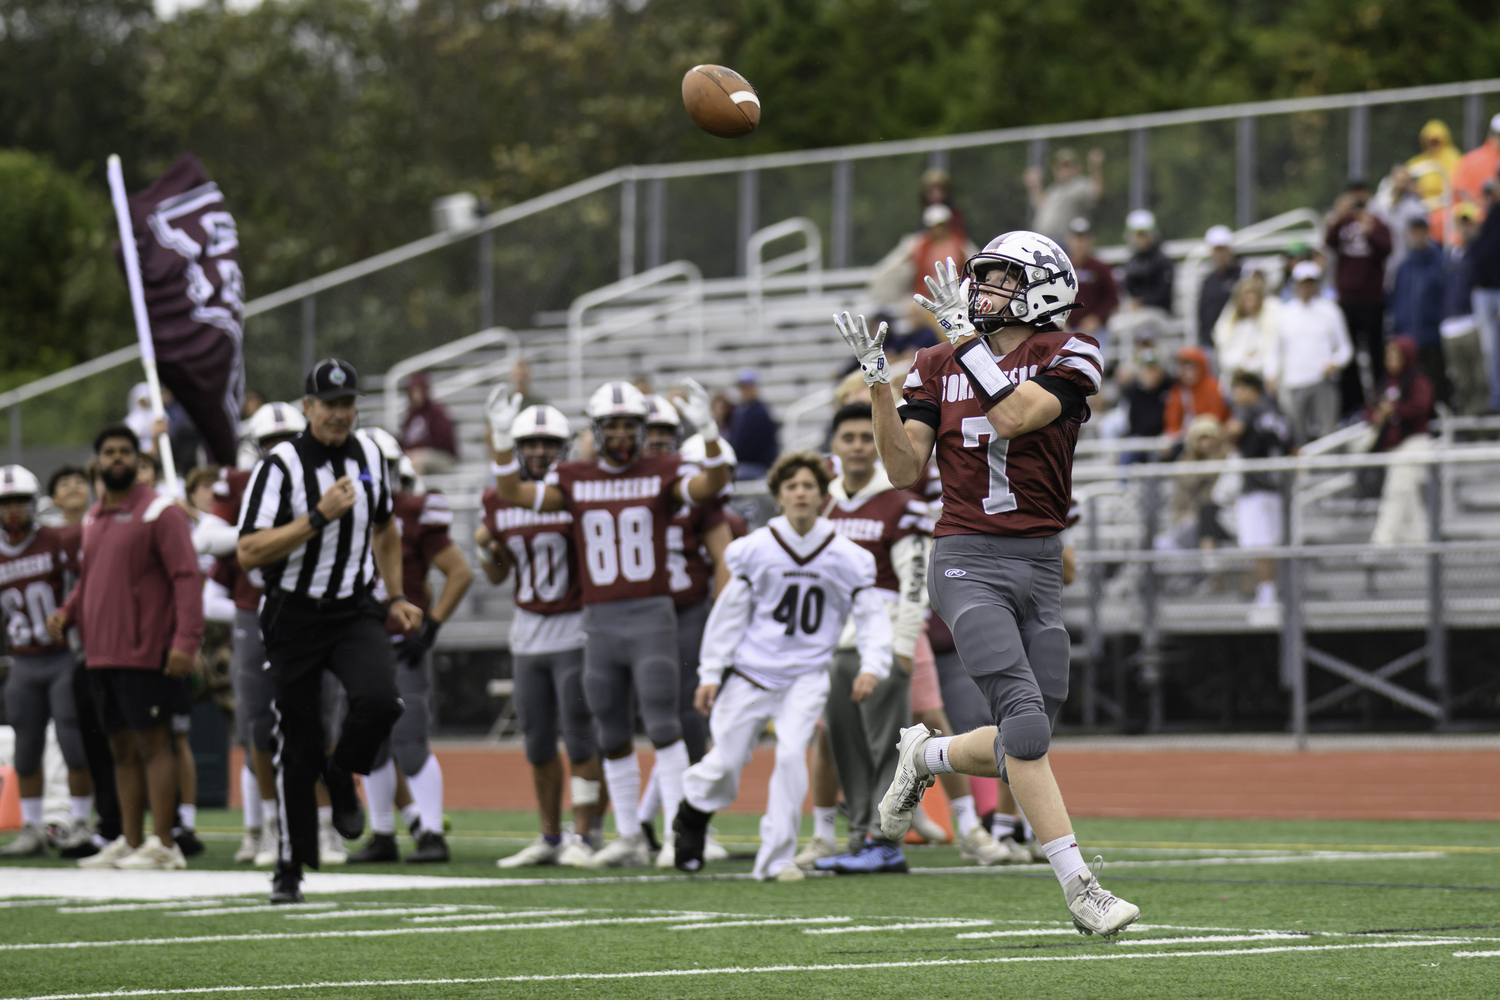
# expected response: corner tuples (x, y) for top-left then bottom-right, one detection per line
(485, 385), (524, 452)
(834, 311), (891, 386)
(675, 377), (718, 442)
(914, 256), (975, 345)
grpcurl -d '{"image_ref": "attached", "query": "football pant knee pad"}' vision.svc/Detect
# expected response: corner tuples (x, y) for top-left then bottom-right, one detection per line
(997, 711), (1052, 763)
(570, 776), (601, 807)
(1024, 625), (1072, 701)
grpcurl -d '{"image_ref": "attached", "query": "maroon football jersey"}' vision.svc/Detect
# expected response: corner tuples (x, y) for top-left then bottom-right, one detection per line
(900, 332), (1102, 537)
(0, 525), (81, 656)
(667, 501), (725, 610)
(824, 487), (929, 594)
(481, 487), (583, 616)
(389, 491), (455, 629)
(549, 453), (693, 606)
(210, 468), (263, 610)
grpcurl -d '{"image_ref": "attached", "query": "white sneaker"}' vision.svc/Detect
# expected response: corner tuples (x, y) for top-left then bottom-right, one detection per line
(703, 831), (729, 862)
(877, 724), (936, 840)
(78, 835), (135, 869)
(773, 864), (805, 882)
(1024, 835), (1047, 863)
(253, 815), (281, 868)
(793, 835), (840, 871)
(0, 823), (49, 857)
(555, 836), (595, 867)
(1066, 858), (1140, 938)
(498, 836), (562, 868)
(958, 827), (1013, 866)
(319, 822), (348, 866)
(995, 835), (1035, 864)
(234, 830), (261, 863)
(582, 831), (650, 869)
(655, 831), (675, 870)
(910, 806), (950, 844)
(115, 835), (187, 870)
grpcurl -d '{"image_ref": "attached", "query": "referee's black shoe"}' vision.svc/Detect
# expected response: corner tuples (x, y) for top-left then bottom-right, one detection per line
(349, 833), (400, 863)
(270, 861), (304, 904)
(323, 761), (365, 840)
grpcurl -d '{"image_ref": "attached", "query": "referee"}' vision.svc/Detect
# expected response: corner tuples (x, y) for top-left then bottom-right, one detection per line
(237, 359), (423, 903)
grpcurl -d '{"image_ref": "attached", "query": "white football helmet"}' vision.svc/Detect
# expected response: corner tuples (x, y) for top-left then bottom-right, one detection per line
(511, 404), (572, 444)
(397, 455), (419, 490)
(364, 426), (403, 462)
(0, 465), (41, 503)
(962, 230), (1079, 333)
(244, 401), (307, 443)
(642, 394), (681, 430)
(586, 381), (648, 464)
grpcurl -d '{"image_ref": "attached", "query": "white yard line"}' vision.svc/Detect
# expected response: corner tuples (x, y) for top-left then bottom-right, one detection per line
(804, 919), (996, 934)
(168, 904), (338, 917)
(956, 923), (1291, 939)
(287, 907), (466, 920)
(670, 917), (854, 930)
(1454, 950), (1500, 957)
(59, 900), (229, 914)
(405, 908), (590, 923)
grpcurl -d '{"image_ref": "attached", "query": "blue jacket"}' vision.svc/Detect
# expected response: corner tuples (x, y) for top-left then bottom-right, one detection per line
(727, 399), (779, 468)
(1389, 244), (1446, 348)
(1444, 246), (1475, 319)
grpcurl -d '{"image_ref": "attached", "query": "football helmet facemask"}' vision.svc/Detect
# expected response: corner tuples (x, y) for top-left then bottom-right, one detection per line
(586, 382), (649, 467)
(962, 230), (1080, 334)
(512, 404), (572, 481)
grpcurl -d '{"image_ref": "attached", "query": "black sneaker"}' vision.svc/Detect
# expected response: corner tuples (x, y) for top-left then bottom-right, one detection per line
(174, 828), (205, 858)
(348, 833), (400, 863)
(270, 861), (304, 904)
(322, 762), (365, 840)
(672, 801), (711, 873)
(639, 820), (662, 854)
(405, 831), (449, 863)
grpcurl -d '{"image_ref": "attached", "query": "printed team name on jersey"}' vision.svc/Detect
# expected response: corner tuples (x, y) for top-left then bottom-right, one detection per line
(939, 366), (1038, 403)
(571, 475), (664, 503)
(830, 518), (884, 542)
(491, 506), (574, 531)
(780, 569), (822, 580)
(0, 552), (54, 587)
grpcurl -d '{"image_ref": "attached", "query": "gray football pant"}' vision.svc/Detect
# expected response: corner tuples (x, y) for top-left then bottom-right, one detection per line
(231, 608), (275, 752)
(372, 650), (433, 776)
(927, 533), (1070, 775)
(4, 650), (87, 774)
(582, 595), (681, 754)
(513, 646), (594, 765)
(676, 597), (712, 762)
(933, 650), (991, 736)
(824, 648), (910, 844)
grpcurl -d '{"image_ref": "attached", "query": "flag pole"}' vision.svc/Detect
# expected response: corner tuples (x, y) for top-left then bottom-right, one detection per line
(107, 154), (179, 494)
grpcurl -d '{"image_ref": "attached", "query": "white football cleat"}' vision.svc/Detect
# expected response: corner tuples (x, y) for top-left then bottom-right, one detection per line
(0, 823), (49, 857)
(555, 836), (596, 868)
(772, 864), (805, 882)
(77, 835), (135, 869)
(877, 724), (936, 841)
(655, 835), (676, 870)
(319, 823), (348, 866)
(994, 835), (1035, 865)
(958, 827), (1014, 866)
(234, 830), (261, 863)
(498, 836), (562, 868)
(115, 835), (187, 870)
(1066, 857), (1140, 938)
(253, 816), (281, 868)
(794, 835), (841, 871)
(582, 831), (650, 869)
(910, 807), (951, 844)
(703, 830), (729, 862)
(1024, 835), (1047, 863)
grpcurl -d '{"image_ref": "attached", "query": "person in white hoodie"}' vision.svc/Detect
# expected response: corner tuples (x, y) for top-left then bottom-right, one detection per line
(670, 452), (892, 881)
(1267, 260), (1354, 444)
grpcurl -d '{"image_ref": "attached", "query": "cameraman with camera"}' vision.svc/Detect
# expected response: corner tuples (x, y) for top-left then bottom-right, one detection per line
(1326, 179), (1393, 413)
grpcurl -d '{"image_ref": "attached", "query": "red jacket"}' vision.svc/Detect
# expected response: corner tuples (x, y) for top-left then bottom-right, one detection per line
(60, 482), (204, 670)
(1163, 347), (1230, 435)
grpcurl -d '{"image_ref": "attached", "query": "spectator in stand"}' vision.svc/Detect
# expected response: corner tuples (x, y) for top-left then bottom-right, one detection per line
(1388, 217), (1450, 404)
(727, 369), (779, 480)
(1268, 261), (1354, 445)
(919, 168), (966, 239)
(1123, 209), (1175, 313)
(46, 424), (204, 870)
(1196, 225), (1241, 348)
(1367, 336), (1435, 547)
(1116, 347), (1172, 463)
(1469, 180), (1500, 413)
(1168, 414), (1233, 554)
(1325, 179), (1393, 411)
(1164, 346), (1229, 437)
(1214, 278), (1281, 390)
(1066, 218), (1119, 337)
(1277, 241), (1314, 302)
(1226, 371), (1291, 607)
(1373, 165), (1429, 284)
(1407, 120), (1461, 211)
(398, 372), (458, 475)
(1025, 147), (1105, 247)
(1442, 204), (1488, 414)
(1452, 114), (1500, 216)
(907, 205), (978, 335)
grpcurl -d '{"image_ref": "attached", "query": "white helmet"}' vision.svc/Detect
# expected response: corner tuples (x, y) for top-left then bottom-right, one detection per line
(586, 381), (648, 462)
(364, 426), (404, 463)
(397, 455), (418, 486)
(511, 404), (572, 444)
(642, 394), (681, 429)
(244, 401), (307, 443)
(962, 230), (1079, 333)
(0, 465), (41, 503)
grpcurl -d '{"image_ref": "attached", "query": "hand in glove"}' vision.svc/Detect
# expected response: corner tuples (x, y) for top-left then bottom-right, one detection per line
(674, 377), (718, 441)
(834, 311), (891, 386)
(913, 256), (975, 345)
(486, 385), (524, 453)
(397, 617), (441, 667)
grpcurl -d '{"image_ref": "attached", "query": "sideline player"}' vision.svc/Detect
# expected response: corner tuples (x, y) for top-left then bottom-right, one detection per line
(0, 467), (91, 858)
(488, 380), (730, 868)
(838, 233), (1139, 936)
(481, 404), (605, 867)
(672, 452), (891, 880)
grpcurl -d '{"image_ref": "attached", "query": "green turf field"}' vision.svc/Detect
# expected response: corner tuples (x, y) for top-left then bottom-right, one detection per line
(4, 810), (1500, 999)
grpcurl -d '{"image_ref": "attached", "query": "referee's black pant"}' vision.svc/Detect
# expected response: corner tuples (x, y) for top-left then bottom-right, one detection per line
(262, 590), (403, 868)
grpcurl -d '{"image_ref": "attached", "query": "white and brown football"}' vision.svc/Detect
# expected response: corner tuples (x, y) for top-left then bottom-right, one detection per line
(682, 64), (761, 138)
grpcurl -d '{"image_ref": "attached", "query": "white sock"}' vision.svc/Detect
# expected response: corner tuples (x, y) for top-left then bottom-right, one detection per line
(401, 803), (421, 833)
(242, 767), (263, 828)
(951, 794), (980, 837)
(261, 799), (278, 829)
(992, 812), (1020, 839)
(178, 804), (197, 831)
(70, 795), (94, 822)
(813, 806), (838, 844)
(364, 760), (397, 835)
(650, 741), (690, 831)
(923, 736), (956, 774)
(407, 755), (445, 835)
(602, 754), (642, 836)
(637, 769), (662, 826)
(1042, 833), (1088, 887)
(317, 805), (333, 829)
(20, 797), (43, 827)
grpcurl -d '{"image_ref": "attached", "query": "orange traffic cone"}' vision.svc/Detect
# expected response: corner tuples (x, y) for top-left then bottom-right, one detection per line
(0, 766), (21, 831)
(903, 779), (954, 844)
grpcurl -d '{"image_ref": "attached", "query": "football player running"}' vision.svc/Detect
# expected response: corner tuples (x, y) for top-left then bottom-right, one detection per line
(489, 379), (730, 868)
(672, 452), (891, 880)
(837, 231), (1139, 937)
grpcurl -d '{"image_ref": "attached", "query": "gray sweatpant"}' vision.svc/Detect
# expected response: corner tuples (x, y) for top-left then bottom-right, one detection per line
(231, 607), (275, 752)
(372, 649), (434, 776)
(824, 648), (910, 845)
(582, 595), (681, 754)
(513, 646), (594, 765)
(676, 597), (712, 762)
(4, 650), (86, 774)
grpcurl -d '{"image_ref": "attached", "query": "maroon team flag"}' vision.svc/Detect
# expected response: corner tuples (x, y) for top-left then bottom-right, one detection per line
(116, 153), (245, 466)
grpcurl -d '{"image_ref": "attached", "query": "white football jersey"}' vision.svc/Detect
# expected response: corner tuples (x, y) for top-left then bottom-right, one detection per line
(698, 515), (892, 691)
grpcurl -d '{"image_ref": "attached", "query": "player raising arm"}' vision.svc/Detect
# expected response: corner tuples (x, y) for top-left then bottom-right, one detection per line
(670, 452), (891, 881)
(837, 230), (1139, 937)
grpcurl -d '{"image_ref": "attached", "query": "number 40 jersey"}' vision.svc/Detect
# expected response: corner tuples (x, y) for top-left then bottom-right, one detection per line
(697, 515), (891, 691)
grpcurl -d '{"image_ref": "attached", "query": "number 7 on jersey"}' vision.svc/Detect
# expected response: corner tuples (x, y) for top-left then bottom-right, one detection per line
(961, 416), (1017, 515)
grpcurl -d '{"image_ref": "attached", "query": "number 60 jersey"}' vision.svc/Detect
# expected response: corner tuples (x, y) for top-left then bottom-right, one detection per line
(697, 515), (892, 691)
(899, 330), (1102, 537)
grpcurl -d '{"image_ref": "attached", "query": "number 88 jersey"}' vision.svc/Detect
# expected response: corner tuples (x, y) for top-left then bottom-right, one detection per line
(0, 525), (81, 655)
(898, 331), (1102, 538)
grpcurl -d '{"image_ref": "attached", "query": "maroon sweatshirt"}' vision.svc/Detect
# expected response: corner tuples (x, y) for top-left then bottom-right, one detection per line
(60, 482), (204, 670)
(1326, 212), (1392, 305)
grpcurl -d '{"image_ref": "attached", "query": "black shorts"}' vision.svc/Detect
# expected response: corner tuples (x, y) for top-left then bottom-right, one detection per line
(169, 676), (193, 734)
(89, 667), (179, 734)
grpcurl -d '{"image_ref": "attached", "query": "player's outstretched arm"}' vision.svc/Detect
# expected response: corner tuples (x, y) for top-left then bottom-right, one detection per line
(488, 387), (564, 512)
(872, 381), (934, 490)
(983, 380), (1063, 440)
(674, 378), (731, 504)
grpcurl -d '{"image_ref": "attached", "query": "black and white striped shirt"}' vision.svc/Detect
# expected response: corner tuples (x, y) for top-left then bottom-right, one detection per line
(237, 429), (393, 600)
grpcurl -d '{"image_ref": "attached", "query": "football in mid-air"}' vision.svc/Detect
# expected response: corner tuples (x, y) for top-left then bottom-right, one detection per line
(682, 64), (761, 138)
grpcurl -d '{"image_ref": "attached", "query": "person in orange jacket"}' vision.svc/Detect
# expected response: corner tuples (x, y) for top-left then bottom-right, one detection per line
(1164, 346), (1230, 436)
